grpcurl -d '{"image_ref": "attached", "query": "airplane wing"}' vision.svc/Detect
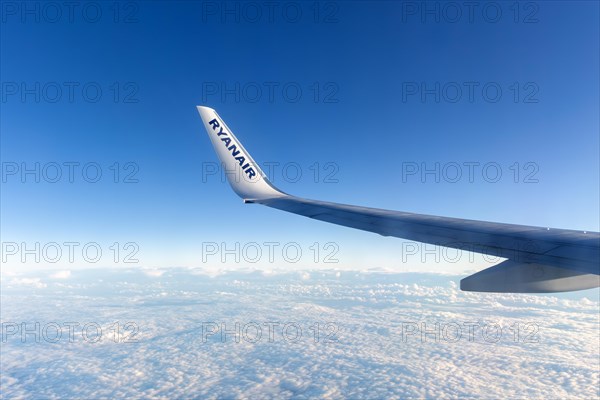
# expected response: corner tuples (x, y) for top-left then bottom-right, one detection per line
(196, 106), (600, 293)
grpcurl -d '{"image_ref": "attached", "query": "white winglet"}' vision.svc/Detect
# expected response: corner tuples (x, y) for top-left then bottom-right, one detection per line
(197, 106), (285, 201)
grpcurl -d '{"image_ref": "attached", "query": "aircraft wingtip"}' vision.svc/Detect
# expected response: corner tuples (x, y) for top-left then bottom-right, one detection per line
(196, 105), (215, 113)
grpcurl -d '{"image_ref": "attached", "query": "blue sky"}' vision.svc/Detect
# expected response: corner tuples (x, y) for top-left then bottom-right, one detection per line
(1, 1), (599, 271)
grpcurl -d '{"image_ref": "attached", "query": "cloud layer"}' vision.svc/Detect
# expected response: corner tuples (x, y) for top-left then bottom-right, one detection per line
(1, 268), (598, 399)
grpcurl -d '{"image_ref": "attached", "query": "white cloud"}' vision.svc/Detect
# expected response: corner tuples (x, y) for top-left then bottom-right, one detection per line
(142, 268), (165, 278)
(1, 268), (598, 399)
(50, 270), (71, 279)
(7, 277), (47, 288)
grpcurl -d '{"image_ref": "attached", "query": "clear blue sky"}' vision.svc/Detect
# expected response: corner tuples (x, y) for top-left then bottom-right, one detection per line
(1, 1), (598, 271)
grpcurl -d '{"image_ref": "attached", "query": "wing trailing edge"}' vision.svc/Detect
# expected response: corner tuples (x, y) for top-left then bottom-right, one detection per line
(460, 260), (600, 293)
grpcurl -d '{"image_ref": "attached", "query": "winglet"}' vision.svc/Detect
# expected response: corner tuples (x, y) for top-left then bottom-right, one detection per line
(197, 106), (285, 201)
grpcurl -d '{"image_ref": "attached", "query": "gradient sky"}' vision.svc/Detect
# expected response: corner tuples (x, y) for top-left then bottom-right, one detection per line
(1, 1), (598, 272)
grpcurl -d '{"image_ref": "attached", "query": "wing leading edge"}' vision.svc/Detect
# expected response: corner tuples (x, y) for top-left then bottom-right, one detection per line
(197, 106), (600, 293)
